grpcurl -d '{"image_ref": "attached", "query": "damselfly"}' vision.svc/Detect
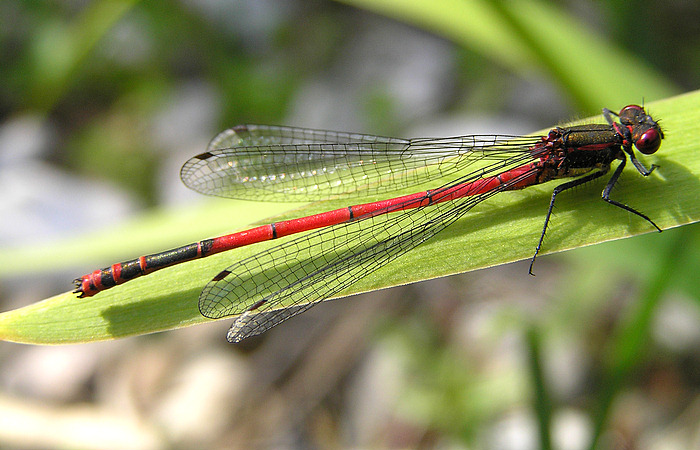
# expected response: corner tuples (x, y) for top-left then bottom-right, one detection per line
(75, 105), (663, 342)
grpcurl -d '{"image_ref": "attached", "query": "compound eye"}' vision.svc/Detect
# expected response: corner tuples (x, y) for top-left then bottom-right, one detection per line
(635, 128), (661, 155)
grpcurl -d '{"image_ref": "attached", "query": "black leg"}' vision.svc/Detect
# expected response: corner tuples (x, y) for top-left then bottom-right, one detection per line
(602, 108), (618, 125)
(529, 157), (662, 275)
(529, 170), (608, 275)
(627, 150), (657, 176)
(601, 157), (661, 232)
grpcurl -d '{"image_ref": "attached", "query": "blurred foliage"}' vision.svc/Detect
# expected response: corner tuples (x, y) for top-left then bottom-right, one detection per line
(2, 1), (347, 203)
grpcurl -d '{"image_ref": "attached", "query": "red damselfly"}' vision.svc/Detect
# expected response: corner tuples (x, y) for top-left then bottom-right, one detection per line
(75, 105), (664, 342)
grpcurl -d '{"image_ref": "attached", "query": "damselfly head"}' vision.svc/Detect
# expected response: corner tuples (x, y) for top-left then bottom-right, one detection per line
(619, 104), (664, 155)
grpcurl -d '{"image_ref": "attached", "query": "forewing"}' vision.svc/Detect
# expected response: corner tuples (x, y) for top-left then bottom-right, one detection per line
(181, 124), (534, 201)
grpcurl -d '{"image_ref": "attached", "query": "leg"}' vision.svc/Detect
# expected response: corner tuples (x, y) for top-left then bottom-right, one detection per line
(529, 170), (608, 275)
(529, 158), (662, 275)
(602, 108), (618, 125)
(627, 150), (657, 176)
(601, 157), (661, 232)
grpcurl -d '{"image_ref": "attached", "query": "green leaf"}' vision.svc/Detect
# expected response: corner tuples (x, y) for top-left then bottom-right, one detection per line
(1, 91), (698, 344)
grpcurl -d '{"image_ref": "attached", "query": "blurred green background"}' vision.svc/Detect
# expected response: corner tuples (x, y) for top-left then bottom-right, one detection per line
(0, 1), (699, 449)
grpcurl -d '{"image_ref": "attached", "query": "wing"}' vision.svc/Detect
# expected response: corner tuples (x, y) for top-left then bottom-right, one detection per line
(197, 151), (538, 342)
(180, 124), (532, 201)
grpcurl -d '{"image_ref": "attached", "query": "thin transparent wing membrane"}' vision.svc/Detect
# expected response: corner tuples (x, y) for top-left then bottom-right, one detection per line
(199, 151), (537, 342)
(180, 124), (534, 201)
